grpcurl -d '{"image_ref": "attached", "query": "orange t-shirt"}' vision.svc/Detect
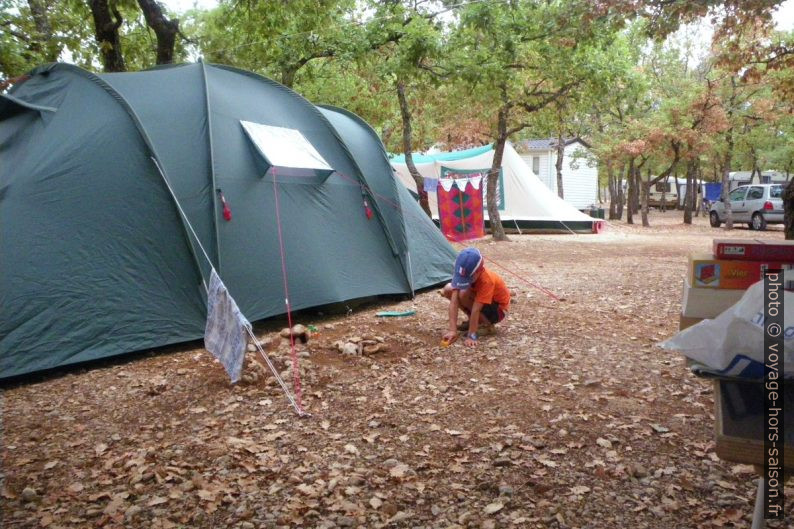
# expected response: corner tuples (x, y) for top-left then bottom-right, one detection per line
(471, 267), (510, 312)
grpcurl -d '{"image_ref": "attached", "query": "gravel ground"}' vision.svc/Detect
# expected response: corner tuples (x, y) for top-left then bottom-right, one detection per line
(2, 210), (792, 528)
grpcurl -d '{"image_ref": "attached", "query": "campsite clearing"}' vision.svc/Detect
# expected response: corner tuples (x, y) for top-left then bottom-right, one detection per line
(2, 211), (793, 528)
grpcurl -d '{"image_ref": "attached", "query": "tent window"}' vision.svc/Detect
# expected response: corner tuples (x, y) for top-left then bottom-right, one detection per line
(532, 156), (540, 174)
(240, 120), (334, 182)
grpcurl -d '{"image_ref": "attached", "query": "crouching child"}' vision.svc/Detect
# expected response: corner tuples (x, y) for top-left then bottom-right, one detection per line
(441, 247), (510, 347)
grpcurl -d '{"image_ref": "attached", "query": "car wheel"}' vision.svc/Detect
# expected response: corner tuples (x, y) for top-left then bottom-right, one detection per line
(709, 211), (721, 228)
(751, 212), (767, 231)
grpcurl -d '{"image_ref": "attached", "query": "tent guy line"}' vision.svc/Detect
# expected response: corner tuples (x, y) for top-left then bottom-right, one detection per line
(155, 156), (306, 416)
(272, 167), (305, 414)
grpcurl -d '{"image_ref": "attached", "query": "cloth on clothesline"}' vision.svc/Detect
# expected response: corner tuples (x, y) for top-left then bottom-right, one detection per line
(439, 178), (455, 192)
(437, 175), (485, 242)
(204, 269), (251, 383)
(423, 177), (439, 192)
(453, 178), (469, 191)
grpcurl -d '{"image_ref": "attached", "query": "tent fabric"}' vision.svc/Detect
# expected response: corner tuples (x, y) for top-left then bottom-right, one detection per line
(391, 143), (596, 232)
(0, 62), (454, 379)
(317, 105), (457, 289)
(704, 183), (722, 202)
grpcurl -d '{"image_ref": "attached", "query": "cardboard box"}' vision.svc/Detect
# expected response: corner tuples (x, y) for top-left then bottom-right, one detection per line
(688, 253), (793, 290)
(678, 313), (704, 331)
(713, 238), (794, 262)
(714, 380), (794, 469)
(681, 278), (745, 319)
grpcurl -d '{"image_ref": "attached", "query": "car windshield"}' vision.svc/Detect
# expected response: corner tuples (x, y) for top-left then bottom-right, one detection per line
(770, 185), (783, 198)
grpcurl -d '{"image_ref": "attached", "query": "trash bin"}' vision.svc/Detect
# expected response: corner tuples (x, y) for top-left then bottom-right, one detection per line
(588, 208), (605, 219)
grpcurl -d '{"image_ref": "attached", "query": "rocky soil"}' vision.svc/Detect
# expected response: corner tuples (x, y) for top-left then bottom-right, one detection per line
(2, 210), (793, 528)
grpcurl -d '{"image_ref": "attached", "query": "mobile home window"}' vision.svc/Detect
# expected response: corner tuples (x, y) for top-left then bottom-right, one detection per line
(655, 182), (671, 193)
(532, 156), (540, 174)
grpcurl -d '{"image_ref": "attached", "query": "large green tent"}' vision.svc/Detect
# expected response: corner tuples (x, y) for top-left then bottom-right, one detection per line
(0, 62), (455, 379)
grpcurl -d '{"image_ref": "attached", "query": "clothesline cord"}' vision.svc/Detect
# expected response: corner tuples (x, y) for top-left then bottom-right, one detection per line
(152, 157), (305, 415)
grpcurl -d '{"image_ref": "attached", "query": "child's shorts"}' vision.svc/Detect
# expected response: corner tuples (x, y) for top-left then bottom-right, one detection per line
(482, 303), (506, 324)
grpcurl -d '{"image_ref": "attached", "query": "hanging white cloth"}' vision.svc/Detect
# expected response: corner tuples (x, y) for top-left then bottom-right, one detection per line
(439, 178), (455, 192)
(204, 269), (251, 383)
(454, 178), (469, 191)
(469, 175), (483, 190)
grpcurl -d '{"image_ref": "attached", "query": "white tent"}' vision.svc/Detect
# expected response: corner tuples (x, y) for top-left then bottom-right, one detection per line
(391, 143), (600, 233)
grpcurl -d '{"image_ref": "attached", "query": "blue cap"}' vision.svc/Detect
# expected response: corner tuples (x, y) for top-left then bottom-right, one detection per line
(451, 247), (483, 290)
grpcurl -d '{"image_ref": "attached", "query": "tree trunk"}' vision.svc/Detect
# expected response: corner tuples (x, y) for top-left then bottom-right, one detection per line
(89, 0), (125, 72)
(396, 82), (431, 218)
(694, 166), (702, 217)
(608, 172), (617, 218)
(27, 0), (59, 61)
(598, 178), (602, 203)
(137, 0), (179, 65)
(632, 166), (641, 214)
(661, 174), (669, 212)
(487, 104), (509, 241)
(280, 67), (297, 88)
(784, 179), (794, 239)
(626, 160), (635, 225)
(555, 133), (565, 199)
(722, 129), (734, 230)
(607, 161), (618, 219)
(683, 160), (695, 225)
(640, 174), (650, 227)
(615, 163), (625, 220)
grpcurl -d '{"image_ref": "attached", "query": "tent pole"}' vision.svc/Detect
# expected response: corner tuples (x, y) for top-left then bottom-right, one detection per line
(244, 326), (307, 417)
(406, 251), (415, 298)
(200, 61), (222, 274)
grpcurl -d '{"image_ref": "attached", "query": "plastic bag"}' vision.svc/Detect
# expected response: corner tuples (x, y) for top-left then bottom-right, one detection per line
(660, 270), (794, 377)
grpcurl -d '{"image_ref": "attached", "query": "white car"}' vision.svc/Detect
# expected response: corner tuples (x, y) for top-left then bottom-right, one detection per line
(709, 184), (785, 231)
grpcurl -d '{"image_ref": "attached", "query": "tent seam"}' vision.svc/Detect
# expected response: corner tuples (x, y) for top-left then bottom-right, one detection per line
(318, 104), (415, 293)
(200, 60), (222, 274)
(208, 64), (404, 259)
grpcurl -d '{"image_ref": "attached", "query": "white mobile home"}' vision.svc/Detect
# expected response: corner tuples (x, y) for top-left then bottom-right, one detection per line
(647, 177), (702, 209)
(728, 170), (789, 191)
(647, 176), (680, 209)
(518, 138), (598, 210)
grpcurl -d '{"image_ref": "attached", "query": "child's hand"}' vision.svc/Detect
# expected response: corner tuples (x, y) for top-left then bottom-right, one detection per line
(442, 331), (457, 343)
(464, 333), (477, 347)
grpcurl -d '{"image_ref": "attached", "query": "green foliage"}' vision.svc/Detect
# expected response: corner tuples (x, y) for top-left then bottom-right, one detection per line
(2, 0), (790, 186)
(0, 0), (191, 80)
(1, 0), (94, 79)
(194, 0), (364, 87)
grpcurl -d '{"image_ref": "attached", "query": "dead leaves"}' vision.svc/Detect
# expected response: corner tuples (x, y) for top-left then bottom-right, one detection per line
(2, 220), (778, 528)
(483, 501), (504, 514)
(569, 485), (591, 496)
(147, 496), (168, 506)
(596, 437), (612, 449)
(388, 464), (411, 479)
